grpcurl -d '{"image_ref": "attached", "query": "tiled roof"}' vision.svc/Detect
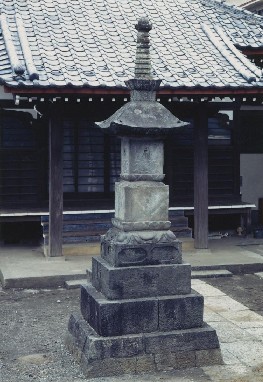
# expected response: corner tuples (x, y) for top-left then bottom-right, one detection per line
(0, 0), (263, 91)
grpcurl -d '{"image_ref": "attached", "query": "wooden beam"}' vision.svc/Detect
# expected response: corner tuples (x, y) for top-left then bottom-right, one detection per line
(194, 105), (208, 249)
(4, 85), (263, 96)
(48, 106), (63, 257)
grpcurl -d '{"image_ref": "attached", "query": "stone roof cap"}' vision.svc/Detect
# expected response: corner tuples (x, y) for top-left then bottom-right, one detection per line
(98, 17), (189, 134)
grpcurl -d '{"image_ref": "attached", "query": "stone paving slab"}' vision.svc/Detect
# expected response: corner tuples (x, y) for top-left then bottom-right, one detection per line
(192, 280), (263, 379)
(203, 307), (228, 323)
(203, 296), (249, 313)
(218, 309), (263, 329)
(191, 280), (227, 297)
(208, 320), (257, 343)
(221, 341), (263, 367)
(202, 365), (252, 381)
(255, 272), (263, 279)
(191, 269), (233, 279)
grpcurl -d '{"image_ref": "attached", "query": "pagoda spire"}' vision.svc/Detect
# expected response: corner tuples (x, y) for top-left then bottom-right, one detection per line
(134, 17), (153, 79)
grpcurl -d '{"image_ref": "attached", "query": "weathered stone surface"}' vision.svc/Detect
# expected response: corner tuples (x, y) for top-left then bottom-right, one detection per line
(158, 293), (204, 331)
(80, 284), (205, 336)
(112, 218), (171, 231)
(136, 355), (156, 373)
(120, 137), (164, 181)
(80, 284), (159, 336)
(195, 348), (223, 367)
(114, 181), (169, 226)
(155, 351), (196, 371)
(101, 228), (182, 267)
(100, 101), (189, 136)
(80, 353), (137, 378)
(66, 16), (222, 378)
(144, 323), (220, 353)
(66, 314), (222, 377)
(68, 314), (145, 360)
(92, 256), (191, 299)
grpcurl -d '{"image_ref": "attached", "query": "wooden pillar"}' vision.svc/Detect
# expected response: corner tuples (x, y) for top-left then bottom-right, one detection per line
(194, 105), (208, 249)
(48, 106), (63, 257)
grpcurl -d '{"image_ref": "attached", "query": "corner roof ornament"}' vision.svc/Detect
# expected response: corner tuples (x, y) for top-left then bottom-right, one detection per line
(97, 17), (189, 134)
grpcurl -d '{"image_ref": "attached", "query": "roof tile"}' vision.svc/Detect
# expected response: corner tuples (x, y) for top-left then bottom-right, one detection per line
(0, 0), (263, 90)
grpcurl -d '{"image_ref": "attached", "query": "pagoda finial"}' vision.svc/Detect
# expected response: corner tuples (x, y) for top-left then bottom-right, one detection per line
(134, 17), (152, 79)
(125, 17), (161, 99)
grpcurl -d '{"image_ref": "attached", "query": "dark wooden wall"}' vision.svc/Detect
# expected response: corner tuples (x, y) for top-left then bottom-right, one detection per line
(0, 109), (39, 208)
(0, 101), (241, 210)
(165, 107), (240, 206)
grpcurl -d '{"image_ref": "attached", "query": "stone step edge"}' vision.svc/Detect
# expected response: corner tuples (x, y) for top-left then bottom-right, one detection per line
(65, 279), (89, 289)
(255, 272), (263, 279)
(191, 269), (233, 278)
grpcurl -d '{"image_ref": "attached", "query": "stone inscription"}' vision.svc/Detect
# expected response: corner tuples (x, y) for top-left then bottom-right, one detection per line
(121, 138), (163, 176)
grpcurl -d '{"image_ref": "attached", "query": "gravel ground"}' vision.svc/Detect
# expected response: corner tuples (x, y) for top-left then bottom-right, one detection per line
(0, 287), (85, 382)
(0, 286), (212, 382)
(1, 275), (263, 382)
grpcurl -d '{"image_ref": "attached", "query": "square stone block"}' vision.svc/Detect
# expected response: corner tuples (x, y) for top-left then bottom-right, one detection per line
(121, 137), (164, 180)
(81, 284), (204, 336)
(81, 284), (159, 336)
(114, 181), (169, 224)
(158, 293), (204, 331)
(92, 256), (191, 300)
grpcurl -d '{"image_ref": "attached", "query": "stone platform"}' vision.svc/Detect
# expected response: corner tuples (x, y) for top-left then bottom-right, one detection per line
(66, 313), (222, 378)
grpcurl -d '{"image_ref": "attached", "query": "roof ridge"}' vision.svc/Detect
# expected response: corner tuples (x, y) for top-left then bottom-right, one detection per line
(202, 23), (259, 82)
(201, 0), (263, 24)
(0, 13), (25, 77)
(214, 25), (262, 77)
(15, 14), (39, 81)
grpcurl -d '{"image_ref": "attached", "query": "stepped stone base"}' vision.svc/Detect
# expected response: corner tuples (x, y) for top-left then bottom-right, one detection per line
(80, 283), (204, 337)
(66, 313), (223, 378)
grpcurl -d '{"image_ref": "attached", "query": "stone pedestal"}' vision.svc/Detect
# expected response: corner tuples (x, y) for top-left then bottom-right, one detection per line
(66, 206), (222, 377)
(66, 314), (222, 378)
(66, 16), (222, 378)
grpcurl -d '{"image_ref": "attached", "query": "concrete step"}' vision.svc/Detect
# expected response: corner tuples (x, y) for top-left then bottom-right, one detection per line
(181, 237), (194, 251)
(63, 243), (100, 257)
(41, 211), (192, 250)
(64, 279), (88, 289)
(43, 242), (100, 257)
(191, 269), (233, 279)
(42, 222), (112, 234)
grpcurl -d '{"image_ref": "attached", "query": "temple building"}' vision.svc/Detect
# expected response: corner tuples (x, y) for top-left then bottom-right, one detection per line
(0, 0), (263, 254)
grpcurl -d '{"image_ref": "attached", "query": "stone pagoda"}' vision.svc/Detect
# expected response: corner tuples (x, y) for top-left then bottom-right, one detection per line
(66, 17), (222, 378)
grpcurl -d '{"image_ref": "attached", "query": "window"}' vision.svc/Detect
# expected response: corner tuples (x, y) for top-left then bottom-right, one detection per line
(63, 117), (120, 196)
